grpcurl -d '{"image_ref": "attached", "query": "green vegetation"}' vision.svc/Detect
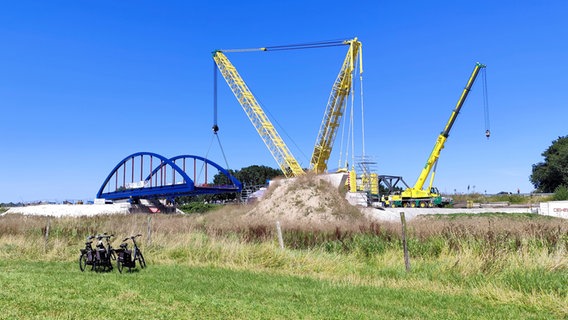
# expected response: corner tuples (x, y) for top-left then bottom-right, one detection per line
(450, 192), (551, 206)
(553, 185), (568, 201)
(3, 260), (560, 319)
(0, 207), (7, 214)
(0, 212), (567, 319)
(177, 202), (220, 214)
(177, 164), (282, 205)
(530, 135), (568, 192)
(222, 164), (282, 186)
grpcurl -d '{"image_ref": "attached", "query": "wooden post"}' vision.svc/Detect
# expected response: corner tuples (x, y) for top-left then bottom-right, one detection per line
(400, 212), (411, 272)
(276, 221), (284, 250)
(147, 215), (152, 246)
(44, 217), (51, 253)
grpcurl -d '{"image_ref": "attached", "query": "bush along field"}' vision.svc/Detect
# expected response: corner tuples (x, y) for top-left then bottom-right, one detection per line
(0, 211), (567, 319)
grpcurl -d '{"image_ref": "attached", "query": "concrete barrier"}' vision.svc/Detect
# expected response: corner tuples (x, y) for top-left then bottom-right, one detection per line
(539, 201), (568, 219)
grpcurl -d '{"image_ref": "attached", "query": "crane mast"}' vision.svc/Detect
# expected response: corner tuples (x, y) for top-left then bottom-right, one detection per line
(411, 62), (486, 192)
(212, 51), (305, 178)
(213, 38), (362, 179)
(310, 38), (362, 174)
(382, 62), (488, 208)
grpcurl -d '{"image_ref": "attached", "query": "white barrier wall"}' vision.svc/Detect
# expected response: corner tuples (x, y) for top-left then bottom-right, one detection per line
(539, 201), (568, 219)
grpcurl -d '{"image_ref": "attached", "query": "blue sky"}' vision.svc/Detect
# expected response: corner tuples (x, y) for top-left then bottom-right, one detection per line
(1, 1), (566, 203)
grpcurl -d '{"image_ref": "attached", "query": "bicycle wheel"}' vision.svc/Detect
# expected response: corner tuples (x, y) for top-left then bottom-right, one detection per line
(116, 260), (123, 273)
(137, 250), (146, 269)
(79, 253), (87, 272)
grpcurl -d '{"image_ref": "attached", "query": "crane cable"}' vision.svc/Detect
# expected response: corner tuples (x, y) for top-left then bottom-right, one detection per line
(337, 106), (348, 170)
(216, 38), (358, 171)
(208, 60), (232, 174)
(219, 39), (349, 53)
(482, 68), (491, 139)
(349, 71), (356, 172)
(337, 47), (363, 171)
(358, 49), (365, 159)
(258, 96), (310, 165)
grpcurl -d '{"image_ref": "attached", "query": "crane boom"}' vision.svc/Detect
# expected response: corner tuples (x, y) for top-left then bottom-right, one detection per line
(310, 38), (362, 174)
(411, 62), (486, 192)
(212, 51), (305, 178)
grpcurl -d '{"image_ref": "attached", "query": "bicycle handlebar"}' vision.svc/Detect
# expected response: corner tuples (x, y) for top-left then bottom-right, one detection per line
(123, 234), (142, 242)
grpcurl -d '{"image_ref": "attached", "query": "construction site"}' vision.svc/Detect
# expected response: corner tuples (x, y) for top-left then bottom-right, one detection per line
(6, 37), (558, 221)
(210, 38), (495, 207)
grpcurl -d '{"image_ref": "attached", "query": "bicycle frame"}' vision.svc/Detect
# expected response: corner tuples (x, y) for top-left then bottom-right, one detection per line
(116, 234), (146, 273)
(79, 235), (96, 272)
(94, 233), (115, 272)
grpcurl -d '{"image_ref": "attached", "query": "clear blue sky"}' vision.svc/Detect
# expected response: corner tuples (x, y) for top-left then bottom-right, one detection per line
(1, 1), (566, 203)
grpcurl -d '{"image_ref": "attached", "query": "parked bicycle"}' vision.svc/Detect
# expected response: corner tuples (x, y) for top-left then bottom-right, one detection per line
(115, 234), (146, 273)
(94, 233), (115, 272)
(79, 235), (96, 272)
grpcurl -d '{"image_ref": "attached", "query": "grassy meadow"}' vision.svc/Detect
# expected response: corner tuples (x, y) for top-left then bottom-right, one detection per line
(0, 208), (567, 319)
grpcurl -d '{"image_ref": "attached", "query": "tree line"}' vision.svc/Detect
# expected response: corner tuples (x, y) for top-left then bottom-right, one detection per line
(530, 135), (568, 195)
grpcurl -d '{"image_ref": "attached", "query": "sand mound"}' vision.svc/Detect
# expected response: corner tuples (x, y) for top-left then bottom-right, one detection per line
(246, 173), (363, 224)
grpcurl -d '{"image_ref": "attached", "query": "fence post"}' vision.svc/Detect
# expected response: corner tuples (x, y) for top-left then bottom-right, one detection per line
(400, 212), (411, 272)
(147, 215), (152, 246)
(44, 217), (51, 253)
(276, 221), (284, 250)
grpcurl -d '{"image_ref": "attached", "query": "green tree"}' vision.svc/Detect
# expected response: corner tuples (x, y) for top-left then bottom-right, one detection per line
(211, 165), (282, 187)
(233, 165), (283, 187)
(178, 165), (283, 205)
(553, 185), (568, 201)
(530, 135), (568, 192)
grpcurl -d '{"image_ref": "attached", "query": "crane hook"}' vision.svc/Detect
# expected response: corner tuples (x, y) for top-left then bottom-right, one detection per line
(485, 129), (490, 139)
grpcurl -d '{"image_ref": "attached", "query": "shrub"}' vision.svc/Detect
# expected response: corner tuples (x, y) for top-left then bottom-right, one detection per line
(552, 185), (568, 201)
(178, 202), (219, 214)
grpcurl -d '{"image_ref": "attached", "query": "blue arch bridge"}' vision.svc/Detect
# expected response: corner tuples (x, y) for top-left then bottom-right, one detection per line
(97, 152), (242, 209)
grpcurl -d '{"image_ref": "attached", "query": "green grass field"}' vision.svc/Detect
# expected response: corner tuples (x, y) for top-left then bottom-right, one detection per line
(0, 260), (561, 320)
(0, 212), (567, 319)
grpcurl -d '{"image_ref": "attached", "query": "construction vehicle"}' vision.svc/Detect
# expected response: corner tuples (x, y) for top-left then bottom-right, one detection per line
(383, 62), (488, 208)
(310, 38), (362, 174)
(212, 39), (363, 178)
(212, 50), (305, 178)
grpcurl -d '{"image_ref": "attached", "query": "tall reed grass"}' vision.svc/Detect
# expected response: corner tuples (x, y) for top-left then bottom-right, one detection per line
(1, 211), (567, 316)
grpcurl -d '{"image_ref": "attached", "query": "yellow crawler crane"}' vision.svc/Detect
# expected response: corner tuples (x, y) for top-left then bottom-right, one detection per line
(386, 62), (488, 208)
(212, 38), (363, 178)
(311, 38), (362, 174)
(213, 51), (305, 178)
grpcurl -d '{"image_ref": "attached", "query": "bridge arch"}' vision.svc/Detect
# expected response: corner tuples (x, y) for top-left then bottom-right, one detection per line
(97, 152), (241, 201)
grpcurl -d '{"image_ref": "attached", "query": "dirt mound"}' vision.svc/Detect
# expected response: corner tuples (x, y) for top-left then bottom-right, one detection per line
(246, 173), (363, 224)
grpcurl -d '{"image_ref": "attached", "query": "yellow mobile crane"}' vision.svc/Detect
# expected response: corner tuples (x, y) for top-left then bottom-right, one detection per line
(212, 38), (363, 178)
(385, 62), (488, 208)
